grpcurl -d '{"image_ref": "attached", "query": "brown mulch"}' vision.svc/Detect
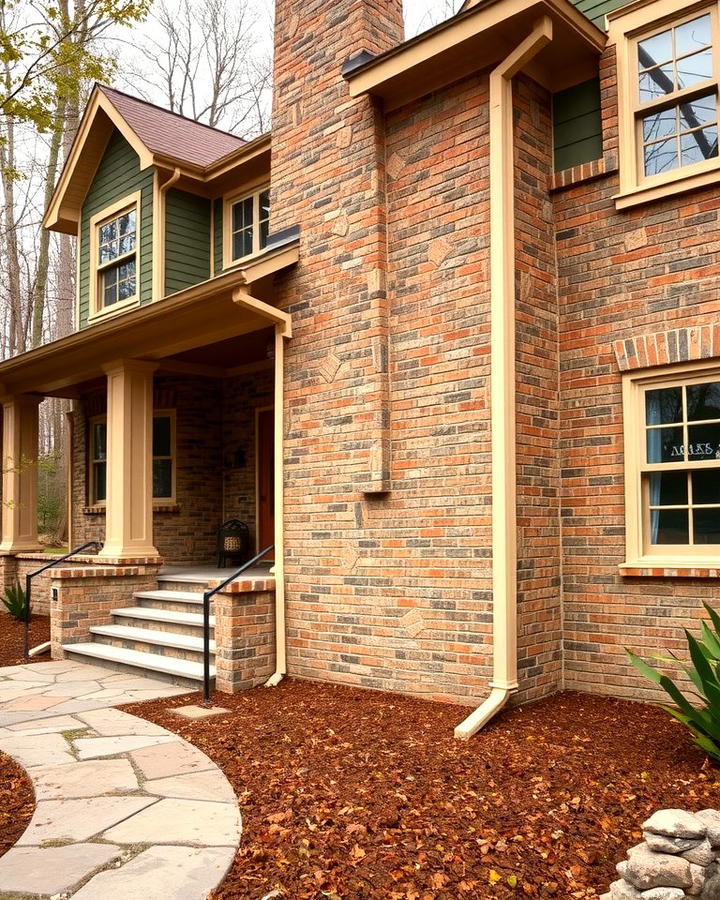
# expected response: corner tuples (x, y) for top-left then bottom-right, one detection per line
(0, 611), (50, 667)
(0, 751), (35, 857)
(123, 682), (720, 900)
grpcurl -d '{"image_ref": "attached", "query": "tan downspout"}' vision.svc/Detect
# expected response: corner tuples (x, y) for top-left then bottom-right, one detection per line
(455, 16), (552, 741)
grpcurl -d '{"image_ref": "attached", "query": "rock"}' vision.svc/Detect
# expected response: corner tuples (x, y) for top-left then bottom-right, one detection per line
(625, 845), (693, 891)
(640, 889), (689, 900)
(610, 879), (643, 900)
(698, 812), (720, 849)
(617, 860), (630, 878)
(684, 840), (716, 867)
(689, 862), (707, 896)
(599, 894), (612, 900)
(701, 866), (720, 899)
(645, 831), (703, 854)
(644, 810), (707, 841)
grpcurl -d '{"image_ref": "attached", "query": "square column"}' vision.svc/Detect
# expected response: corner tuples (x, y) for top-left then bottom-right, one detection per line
(0, 394), (42, 553)
(98, 360), (159, 560)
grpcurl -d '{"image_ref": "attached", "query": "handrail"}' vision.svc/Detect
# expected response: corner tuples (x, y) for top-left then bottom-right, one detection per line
(202, 544), (274, 705)
(24, 541), (102, 660)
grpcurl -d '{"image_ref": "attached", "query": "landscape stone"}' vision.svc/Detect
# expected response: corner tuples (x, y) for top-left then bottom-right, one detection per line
(644, 811), (707, 841)
(76, 707), (168, 736)
(74, 733), (176, 759)
(684, 840), (716, 867)
(698, 812), (720, 849)
(143, 769), (236, 802)
(645, 831), (703, 854)
(101, 797), (240, 845)
(16, 796), (156, 845)
(640, 890), (687, 899)
(625, 844), (693, 891)
(31, 758), (139, 800)
(130, 740), (215, 779)
(0, 732), (74, 768)
(0, 843), (121, 895)
(171, 704), (231, 720)
(690, 862), (707, 895)
(610, 879), (643, 899)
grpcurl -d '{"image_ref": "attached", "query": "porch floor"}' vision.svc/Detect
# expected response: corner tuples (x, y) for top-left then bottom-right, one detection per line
(159, 564), (274, 583)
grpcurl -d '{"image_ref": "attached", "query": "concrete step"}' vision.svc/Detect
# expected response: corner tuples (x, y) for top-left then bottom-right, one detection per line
(111, 607), (215, 637)
(134, 589), (208, 615)
(90, 624), (216, 655)
(157, 576), (213, 593)
(62, 642), (215, 684)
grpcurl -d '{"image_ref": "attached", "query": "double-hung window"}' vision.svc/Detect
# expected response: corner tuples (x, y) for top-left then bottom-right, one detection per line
(225, 187), (270, 265)
(611, 2), (720, 206)
(624, 365), (720, 565)
(89, 412), (175, 506)
(89, 191), (141, 317)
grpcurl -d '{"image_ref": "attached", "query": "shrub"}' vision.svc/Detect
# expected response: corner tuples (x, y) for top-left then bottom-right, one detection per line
(1, 582), (29, 622)
(627, 602), (720, 763)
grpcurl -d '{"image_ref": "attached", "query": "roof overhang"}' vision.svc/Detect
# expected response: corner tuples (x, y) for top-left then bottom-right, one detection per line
(44, 84), (272, 235)
(0, 237), (298, 396)
(343, 0), (606, 110)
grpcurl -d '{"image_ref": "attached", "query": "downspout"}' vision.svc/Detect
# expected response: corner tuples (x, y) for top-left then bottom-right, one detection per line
(455, 16), (553, 741)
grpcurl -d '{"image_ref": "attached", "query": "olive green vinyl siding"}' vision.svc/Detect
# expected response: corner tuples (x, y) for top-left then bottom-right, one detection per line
(214, 198), (223, 275)
(164, 189), (211, 295)
(553, 78), (603, 172)
(570, 0), (628, 28)
(78, 130), (153, 329)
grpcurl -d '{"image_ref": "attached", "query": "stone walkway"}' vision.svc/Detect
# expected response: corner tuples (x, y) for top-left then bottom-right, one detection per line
(0, 660), (241, 898)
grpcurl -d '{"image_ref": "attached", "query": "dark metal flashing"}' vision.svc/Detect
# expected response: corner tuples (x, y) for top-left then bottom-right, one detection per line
(341, 50), (377, 77)
(265, 224), (300, 252)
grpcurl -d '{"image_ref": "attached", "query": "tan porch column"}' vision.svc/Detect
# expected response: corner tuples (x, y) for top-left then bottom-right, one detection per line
(98, 360), (159, 560)
(0, 394), (42, 553)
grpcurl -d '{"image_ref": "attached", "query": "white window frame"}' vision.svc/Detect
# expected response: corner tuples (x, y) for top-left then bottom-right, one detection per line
(610, 0), (720, 209)
(222, 183), (270, 268)
(88, 190), (142, 321)
(623, 360), (720, 568)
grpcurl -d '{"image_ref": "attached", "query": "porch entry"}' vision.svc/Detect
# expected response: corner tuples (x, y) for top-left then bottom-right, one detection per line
(257, 407), (275, 560)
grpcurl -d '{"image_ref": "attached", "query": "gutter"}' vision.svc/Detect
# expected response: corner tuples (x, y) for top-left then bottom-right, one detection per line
(455, 15), (553, 740)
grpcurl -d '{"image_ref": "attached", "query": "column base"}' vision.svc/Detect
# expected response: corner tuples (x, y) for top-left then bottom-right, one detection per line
(0, 542), (43, 554)
(98, 545), (161, 563)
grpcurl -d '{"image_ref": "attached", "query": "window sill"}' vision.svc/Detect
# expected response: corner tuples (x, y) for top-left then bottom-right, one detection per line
(87, 296), (140, 324)
(615, 165), (720, 211)
(619, 562), (720, 578)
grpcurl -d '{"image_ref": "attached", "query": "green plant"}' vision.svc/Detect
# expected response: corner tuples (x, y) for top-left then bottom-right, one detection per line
(627, 602), (720, 763)
(1, 582), (28, 622)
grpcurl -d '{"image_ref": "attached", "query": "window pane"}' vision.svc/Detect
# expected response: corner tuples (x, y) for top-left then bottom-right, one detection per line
(650, 507), (689, 544)
(118, 211), (135, 236)
(646, 387), (682, 424)
(118, 277), (135, 301)
(260, 218), (269, 250)
(677, 48), (713, 89)
(676, 14), (712, 57)
(692, 469), (720, 504)
(644, 137), (679, 175)
(682, 126), (719, 165)
(694, 508), (720, 543)
(93, 423), (107, 461)
(99, 221), (117, 246)
(649, 471), (688, 505)
(260, 190), (270, 221)
(94, 461), (107, 503)
(119, 259), (136, 281)
(153, 416), (172, 457)
(153, 458), (172, 499)
(233, 197), (253, 232)
(680, 94), (717, 130)
(233, 228), (253, 259)
(639, 65), (675, 101)
(643, 107), (678, 142)
(687, 423), (720, 459)
(119, 234), (135, 255)
(647, 425), (684, 463)
(99, 242), (116, 265)
(104, 282), (118, 307)
(687, 382), (720, 420)
(638, 29), (673, 70)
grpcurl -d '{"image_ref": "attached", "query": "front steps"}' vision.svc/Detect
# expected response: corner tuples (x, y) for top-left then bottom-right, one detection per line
(63, 573), (217, 687)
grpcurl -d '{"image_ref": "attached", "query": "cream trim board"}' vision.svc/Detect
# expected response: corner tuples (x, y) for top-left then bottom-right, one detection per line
(623, 360), (720, 567)
(87, 190), (142, 322)
(611, 0), (720, 206)
(222, 181), (270, 271)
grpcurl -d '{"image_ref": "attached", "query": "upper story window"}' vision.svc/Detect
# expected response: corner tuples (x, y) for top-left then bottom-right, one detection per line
(224, 187), (270, 267)
(623, 363), (720, 566)
(88, 190), (142, 319)
(611, 2), (720, 208)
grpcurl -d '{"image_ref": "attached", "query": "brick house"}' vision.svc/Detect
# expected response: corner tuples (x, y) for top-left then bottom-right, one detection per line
(0, 0), (718, 736)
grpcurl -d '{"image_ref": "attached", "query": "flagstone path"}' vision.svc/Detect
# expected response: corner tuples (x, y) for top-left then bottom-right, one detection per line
(0, 660), (241, 898)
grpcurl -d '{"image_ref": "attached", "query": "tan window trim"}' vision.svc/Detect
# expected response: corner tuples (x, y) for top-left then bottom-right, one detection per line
(610, 0), (720, 209)
(87, 190), (142, 322)
(222, 181), (270, 270)
(623, 359), (720, 569)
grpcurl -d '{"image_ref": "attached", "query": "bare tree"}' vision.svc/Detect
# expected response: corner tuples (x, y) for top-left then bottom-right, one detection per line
(131, 0), (272, 137)
(406, 0), (463, 35)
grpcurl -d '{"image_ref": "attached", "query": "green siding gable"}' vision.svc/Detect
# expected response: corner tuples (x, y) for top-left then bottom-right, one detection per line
(570, 0), (629, 28)
(78, 130), (153, 329)
(164, 189), (211, 295)
(553, 77), (603, 172)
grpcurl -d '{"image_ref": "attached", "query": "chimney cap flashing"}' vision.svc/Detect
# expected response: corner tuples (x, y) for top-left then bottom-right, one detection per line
(341, 50), (377, 78)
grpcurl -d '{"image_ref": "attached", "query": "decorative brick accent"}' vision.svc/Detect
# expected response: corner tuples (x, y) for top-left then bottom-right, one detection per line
(614, 325), (720, 372)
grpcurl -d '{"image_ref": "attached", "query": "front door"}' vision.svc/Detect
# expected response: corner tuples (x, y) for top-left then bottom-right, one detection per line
(257, 408), (275, 560)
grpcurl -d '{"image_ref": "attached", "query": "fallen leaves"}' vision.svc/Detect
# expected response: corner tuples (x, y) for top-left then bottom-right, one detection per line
(0, 612), (50, 667)
(0, 752), (34, 857)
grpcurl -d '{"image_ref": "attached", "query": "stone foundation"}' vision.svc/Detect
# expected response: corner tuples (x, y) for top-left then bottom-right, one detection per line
(49, 563), (162, 658)
(602, 809), (720, 899)
(212, 575), (275, 693)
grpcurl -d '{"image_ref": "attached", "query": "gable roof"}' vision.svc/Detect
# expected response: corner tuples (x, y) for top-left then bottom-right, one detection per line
(44, 84), (252, 234)
(98, 86), (246, 169)
(460, 0), (627, 27)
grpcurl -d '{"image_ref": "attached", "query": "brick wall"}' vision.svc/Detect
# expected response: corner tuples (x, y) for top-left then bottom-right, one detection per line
(554, 44), (720, 701)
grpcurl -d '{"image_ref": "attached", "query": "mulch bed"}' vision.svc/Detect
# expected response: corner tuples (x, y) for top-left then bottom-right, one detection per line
(0, 751), (35, 857)
(0, 611), (50, 667)
(124, 682), (720, 900)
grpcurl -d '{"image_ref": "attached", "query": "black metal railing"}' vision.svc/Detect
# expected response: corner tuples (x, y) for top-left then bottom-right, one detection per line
(202, 544), (275, 705)
(24, 541), (102, 660)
